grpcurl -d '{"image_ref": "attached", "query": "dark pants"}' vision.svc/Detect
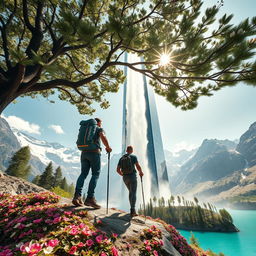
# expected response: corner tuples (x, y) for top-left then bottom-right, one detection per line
(75, 151), (101, 198)
(123, 173), (137, 211)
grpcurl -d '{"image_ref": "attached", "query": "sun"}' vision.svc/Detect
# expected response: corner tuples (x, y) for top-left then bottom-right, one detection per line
(159, 53), (170, 66)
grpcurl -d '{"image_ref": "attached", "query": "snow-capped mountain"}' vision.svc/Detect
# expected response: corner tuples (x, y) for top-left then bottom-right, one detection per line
(11, 128), (108, 184)
(12, 129), (81, 183)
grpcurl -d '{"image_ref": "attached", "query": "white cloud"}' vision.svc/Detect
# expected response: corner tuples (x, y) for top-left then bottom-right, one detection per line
(3, 115), (41, 135)
(49, 125), (64, 134)
(173, 141), (198, 153)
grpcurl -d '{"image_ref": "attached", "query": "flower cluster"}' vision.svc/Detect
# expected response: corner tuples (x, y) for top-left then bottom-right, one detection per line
(141, 216), (198, 256)
(139, 225), (164, 256)
(0, 192), (119, 256)
(164, 224), (197, 256)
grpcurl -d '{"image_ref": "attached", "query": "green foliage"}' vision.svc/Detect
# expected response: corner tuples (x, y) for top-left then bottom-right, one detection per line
(5, 146), (31, 179)
(219, 208), (233, 224)
(52, 166), (63, 188)
(60, 177), (69, 191)
(190, 232), (199, 247)
(51, 186), (72, 198)
(32, 175), (40, 185)
(0, 0), (255, 113)
(139, 195), (235, 231)
(38, 162), (54, 190)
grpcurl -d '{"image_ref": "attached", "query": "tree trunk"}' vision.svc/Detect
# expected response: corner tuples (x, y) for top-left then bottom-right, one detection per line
(0, 88), (18, 115)
(0, 64), (26, 115)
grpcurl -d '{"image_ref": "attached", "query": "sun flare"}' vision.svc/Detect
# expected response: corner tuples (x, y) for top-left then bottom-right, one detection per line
(159, 53), (170, 66)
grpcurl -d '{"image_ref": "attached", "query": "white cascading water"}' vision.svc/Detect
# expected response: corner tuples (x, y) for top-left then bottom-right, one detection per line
(125, 54), (152, 204)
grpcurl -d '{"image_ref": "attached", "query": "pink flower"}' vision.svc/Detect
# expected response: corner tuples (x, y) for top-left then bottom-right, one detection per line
(100, 253), (107, 256)
(82, 229), (91, 236)
(97, 219), (103, 225)
(46, 239), (59, 247)
(96, 235), (103, 243)
(25, 243), (42, 255)
(53, 216), (61, 224)
(77, 242), (85, 248)
(144, 240), (149, 245)
(18, 224), (26, 229)
(79, 223), (86, 229)
(64, 211), (72, 216)
(68, 246), (77, 255)
(153, 250), (159, 256)
(0, 248), (13, 256)
(159, 240), (164, 246)
(146, 245), (152, 252)
(70, 227), (79, 235)
(33, 218), (43, 224)
(111, 246), (119, 256)
(86, 239), (94, 247)
(112, 233), (118, 238)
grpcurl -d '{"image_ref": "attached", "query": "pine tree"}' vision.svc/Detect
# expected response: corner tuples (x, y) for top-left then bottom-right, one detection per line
(38, 162), (54, 190)
(68, 183), (75, 195)
(177, 195), (181, 206)
(32, 175), (40, 185)
(1, 1), (255, 115)
(60, 177), (69, 192)
(6, 146), (31, 179)
(52, 166), (63, 188)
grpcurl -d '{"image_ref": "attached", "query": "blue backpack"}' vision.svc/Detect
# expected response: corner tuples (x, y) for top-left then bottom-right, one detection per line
(76, 119), (99, 151)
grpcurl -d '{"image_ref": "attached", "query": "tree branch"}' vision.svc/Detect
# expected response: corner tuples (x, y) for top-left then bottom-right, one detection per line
(22, 0), (34, 32)
(55, 86), (85, 104)
(0, 18), (12, 69)
(132, 0), (162, 25)
(78, 0), (89, 20)
(65, 53), (88, 77)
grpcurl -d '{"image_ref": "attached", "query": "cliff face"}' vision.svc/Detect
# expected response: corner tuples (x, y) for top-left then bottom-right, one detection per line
(0, 117), (20, 169)
(172, 139), (245, 194)
(237, 121), (256, 167)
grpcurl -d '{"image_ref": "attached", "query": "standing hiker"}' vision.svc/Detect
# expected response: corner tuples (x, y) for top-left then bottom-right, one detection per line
(72, 118), (112, 208)
(117, 146), (144, 217)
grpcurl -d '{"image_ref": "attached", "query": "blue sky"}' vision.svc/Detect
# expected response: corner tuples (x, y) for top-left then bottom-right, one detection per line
(2, 0), (256, 153)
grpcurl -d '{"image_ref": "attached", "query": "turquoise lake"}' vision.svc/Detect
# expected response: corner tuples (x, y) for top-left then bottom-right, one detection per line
(178, 210), (256, 256)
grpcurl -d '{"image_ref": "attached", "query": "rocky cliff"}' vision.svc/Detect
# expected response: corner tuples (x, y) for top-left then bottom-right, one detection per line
(237, 121), (256, 167)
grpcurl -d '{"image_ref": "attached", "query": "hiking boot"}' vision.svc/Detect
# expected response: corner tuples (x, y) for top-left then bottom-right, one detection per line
(130, 209), (138, 217)
(72, 196), (83, 207)
(84, 197), (101, 209)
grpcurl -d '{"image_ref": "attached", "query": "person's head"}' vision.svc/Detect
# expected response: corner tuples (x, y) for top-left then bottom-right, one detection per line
(126, 145), (133, 154)
(95, 118), (102, 127)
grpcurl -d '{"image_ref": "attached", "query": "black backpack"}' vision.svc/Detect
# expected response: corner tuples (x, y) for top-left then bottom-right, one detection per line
(76, 119), (98, 151)
(120, 154), (134, 174)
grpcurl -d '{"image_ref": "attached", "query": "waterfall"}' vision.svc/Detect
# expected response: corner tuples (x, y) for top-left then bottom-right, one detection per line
(125, 54), (152, 203)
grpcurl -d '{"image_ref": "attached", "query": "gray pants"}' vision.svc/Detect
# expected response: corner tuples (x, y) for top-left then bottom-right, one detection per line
(123, 173), (137, 210)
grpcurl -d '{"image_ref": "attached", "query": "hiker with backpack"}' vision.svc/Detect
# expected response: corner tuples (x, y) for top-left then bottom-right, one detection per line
(72, 118), (112, 209)
(117, 145), (144, 217)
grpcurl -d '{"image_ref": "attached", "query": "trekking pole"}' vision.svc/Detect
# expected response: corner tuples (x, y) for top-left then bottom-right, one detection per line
(106, 152), (110, 214)
(140, 176), (146, 220)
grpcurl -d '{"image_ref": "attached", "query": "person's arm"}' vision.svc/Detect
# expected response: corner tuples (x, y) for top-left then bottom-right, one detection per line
(116, 165), (123, 176)
(99, 132), (112, 153)
(135, 162), (144, 177)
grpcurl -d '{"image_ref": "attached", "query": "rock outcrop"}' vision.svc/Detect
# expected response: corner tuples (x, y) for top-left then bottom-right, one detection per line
(0, 171), (46, 195)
